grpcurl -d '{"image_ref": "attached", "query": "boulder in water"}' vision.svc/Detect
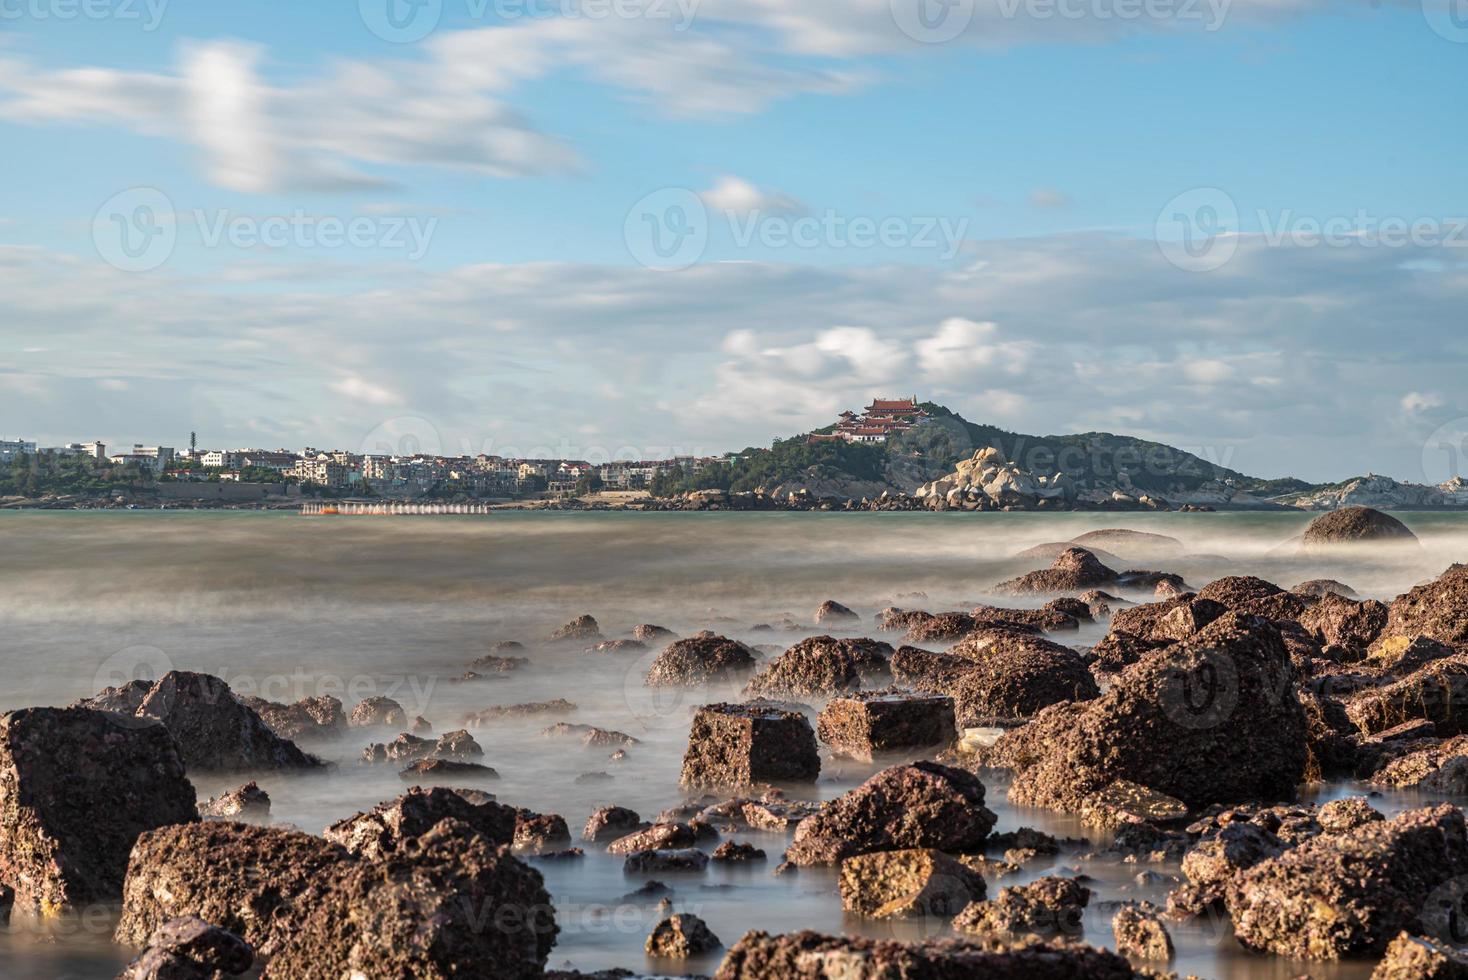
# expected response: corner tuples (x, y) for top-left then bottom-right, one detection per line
(679, 702), (819, 788)
(1301, 506), (1418, 550)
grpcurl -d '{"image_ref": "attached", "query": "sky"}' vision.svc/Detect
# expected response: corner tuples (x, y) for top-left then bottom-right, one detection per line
(1, 0), (1466, 483)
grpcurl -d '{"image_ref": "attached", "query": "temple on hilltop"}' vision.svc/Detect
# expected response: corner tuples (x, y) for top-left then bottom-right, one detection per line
(810, 396), (930, 445)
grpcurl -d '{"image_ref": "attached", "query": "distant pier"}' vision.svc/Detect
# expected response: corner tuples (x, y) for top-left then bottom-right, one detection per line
(300, 501), (492, 516)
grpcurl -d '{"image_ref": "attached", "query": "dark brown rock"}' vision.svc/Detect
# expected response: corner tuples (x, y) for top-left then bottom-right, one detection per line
(743, 636), (892, 698)
(993, 548), (1119, 596)
(1195, 575), (1284, 607)
(904, 612), (980, 644)
(463, 699), (577, 727)
(713, 930), (1142, 980)
(325, 786), (516, 859)
(1228, 803), (1468, 959)
(0, 706), (196, 913)
(1382, 565), (1468, 648)
(116, 821), (350, 957)
(118, 916), (254, 980)
(623, 848), (709, 874)
(946, 646), (1100, 725)
(237, 695), (346, 741)
(816, 690), (957, 761)
(198, 782), (270, 822)
(952, 875), (1089, 940)
(711, 841), (765, 863)
(646, 913), (721, 957)
(784, 762), (995, 867)
(1301, 593), (1390, 654)
(680, 702), (819, 789)
(584, 639), (646, 655)
(400, 757), (499, 781)
(1372, 932), (1468, 979)
(646, 634), (758, 686)
(607, 822), (699, 855)
(815, 600), (860, 624)
(1111, 903), (1173, 961)
(1318, 796), (1384, 834)
(262, 819), (557, 980)
(1002, 612), (1307, 812)
(1346, 655), (1468, 736)
(348, 696), (406, 728)
(1302, 507), (1418, 549)
(1294, 578), (1360, 598)
(513, 809), (571, 854)
(79, 672), (321, 772)
(838, 848), (985, 918)
(1372, 736), (1468, 792)
(583, 805), (645, 843)
(551, 614), (602, 642)
(632, 624), (676, 642)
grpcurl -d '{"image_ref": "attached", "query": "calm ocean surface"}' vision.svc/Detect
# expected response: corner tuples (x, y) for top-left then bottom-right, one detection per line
(2, 509), (1467, 979)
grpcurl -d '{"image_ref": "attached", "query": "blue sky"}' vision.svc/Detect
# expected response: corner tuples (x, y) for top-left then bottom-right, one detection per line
(2, 0), (1467, 482)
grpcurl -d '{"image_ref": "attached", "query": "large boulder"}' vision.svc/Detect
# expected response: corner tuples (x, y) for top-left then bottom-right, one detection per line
(1228, 803), (1468, 960)
(712, 930), (1141, 979)
(646, 634), (757, 687)
(262, 819), (557, 979)
(1371, 932), (1468, 979)
(1003, 613), (1308, 811)
(1299, 593), (1389, 655)
(324, 786), (517, 860)
(838, 848), (985, 918)
(992, 548), (1118, 596)
(783, 762), (996, 867)
(1381, 564), (1468, 648)
(946, 646), (1099, 725)
(78, 672), (321, 772)
(742, 636), (891, 698)
(816, 690), (957, 761)
(953, 875), (1090, 941)
(0, 707), (197, 913)
(645, 913), (722, 957)
(1302, 506), (1418, 550)
(115, 821), (351, 957)
(680, 702), (819, 788)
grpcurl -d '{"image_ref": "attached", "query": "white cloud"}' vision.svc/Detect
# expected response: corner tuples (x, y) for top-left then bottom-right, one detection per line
(700, 176), (805, 217)
(1402, 391), (1444, 414)
(1029, 188), (1072, 209)
(328, 376), (405, 407)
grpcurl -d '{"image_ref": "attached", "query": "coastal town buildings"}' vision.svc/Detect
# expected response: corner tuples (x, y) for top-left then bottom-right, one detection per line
(1, 439), (39, 462)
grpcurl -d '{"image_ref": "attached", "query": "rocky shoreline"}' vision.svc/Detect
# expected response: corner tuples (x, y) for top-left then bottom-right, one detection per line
(1, 506), (1466, 977)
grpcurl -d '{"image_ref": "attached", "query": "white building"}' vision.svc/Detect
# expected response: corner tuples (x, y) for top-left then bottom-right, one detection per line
(0, 439), (37, 463)
(200, 450), (239, 469)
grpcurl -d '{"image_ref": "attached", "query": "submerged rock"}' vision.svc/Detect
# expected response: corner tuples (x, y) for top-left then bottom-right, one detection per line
(583, 806), (646, 843)
(712, 930), (1141, 979)
(952, 876), (1090, 940)
(238, 695), (347, 741)
(348, 696), (407, 728)
(463, 699), (577, 727)
(645, 913), (721, 957)
(816, 690), (957, 761)
(992, 548), (1119, 596)
(262, 819), (557, 980)
(1228, 803), (1468, 960)
(1302, 506), (1418, 550)
(743, 636), (892, 698)
(680, 702), (819, 789)
(116, 821), (350, 957)
(784, 762), (996, 867)
(646, 634), (758, 687)
(838, 848), (985, 918)
(815, 600), (860, 624)
(118, 916), (253, 980)
(325, 786), (516, 860)
(198, 782), (270, 822)
(1112, 903), (1173, 962)
(0, 706), (197, 914)
(550, 614), (603, 643)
